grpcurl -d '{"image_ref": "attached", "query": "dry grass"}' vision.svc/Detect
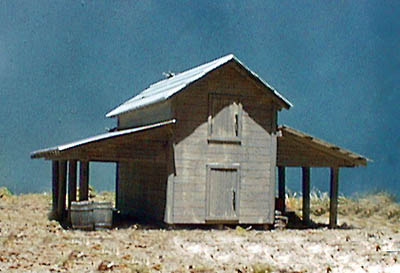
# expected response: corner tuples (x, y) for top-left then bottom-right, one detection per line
(286, 190), (400, 227)
(1, 189), (400, 272)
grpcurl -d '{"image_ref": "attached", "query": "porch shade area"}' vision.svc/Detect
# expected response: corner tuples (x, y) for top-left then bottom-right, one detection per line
(276, 125), (369, 228)
(30, 120), (175, 222)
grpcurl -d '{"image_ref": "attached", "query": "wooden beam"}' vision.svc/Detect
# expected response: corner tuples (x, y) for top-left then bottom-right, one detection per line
(302, 167), (310, 226)
(278, 166), (286, 213)
(329, 167), (339, 228)
(68, 160), (77, 210)
(57, 160), (67, 221)
(51, 161), (59, 217)
(79, 161), (89, 201)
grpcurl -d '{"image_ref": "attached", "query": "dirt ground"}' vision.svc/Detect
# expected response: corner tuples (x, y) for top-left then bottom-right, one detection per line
(1, 192), (400, 273)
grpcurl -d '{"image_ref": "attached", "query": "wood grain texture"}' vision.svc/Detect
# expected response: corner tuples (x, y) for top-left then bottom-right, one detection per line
(329, 167), (339, 228)
(171, 63), (279, 224)
(51, 161), (59, 215)
(79, 161), (89, 201)
(67, 160), (77, 211)
(302, 167), (311, 225)
(57, 160), (67, 221)
(277, 130), (360, 167)
(118, 161), (168, 221)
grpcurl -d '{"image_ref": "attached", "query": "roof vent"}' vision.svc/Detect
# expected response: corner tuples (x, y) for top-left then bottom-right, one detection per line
(162, 71), (175, 78)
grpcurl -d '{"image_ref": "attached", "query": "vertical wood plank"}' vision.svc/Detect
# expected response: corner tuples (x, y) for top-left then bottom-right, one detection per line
(51, 161), (59, 218)
(278, 166), (286, 213)
(68, 160), (77, 210)
(329, 167), (339, 228)
(206, 164), (239, 220)
(164, 140), (175, 224)
(302, 167), (310, 226)
(57, 160), (67, 221)
(115, 162), (119, 210)
(269, 131), (277, 222)
(79, 161), (89, 201)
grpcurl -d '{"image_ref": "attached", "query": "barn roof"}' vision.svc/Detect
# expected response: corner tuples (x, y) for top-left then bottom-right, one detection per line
(277, 125), (369, 167)
(30, 119), (176, 160)
(106, 54), (292, 118)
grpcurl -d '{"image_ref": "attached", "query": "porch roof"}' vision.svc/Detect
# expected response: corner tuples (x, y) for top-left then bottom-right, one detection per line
(277, 125), (369, 167)
(31, 119), (176, 162)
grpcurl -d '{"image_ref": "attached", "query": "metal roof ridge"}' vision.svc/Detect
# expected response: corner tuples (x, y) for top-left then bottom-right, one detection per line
(106, 53), (292, 117)
(106, 54), (235, 118)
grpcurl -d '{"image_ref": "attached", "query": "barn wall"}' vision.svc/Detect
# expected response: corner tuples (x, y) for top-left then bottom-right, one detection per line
(117, 161), (167, 221)
(172, 62), (277, 224)
(118, 101), (172, 129)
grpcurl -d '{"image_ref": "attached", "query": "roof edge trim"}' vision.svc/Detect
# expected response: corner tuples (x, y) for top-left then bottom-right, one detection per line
(31, 119), (176, 159)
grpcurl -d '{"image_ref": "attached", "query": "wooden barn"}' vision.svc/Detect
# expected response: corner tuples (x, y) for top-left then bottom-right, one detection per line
(31, 54), (368, 228)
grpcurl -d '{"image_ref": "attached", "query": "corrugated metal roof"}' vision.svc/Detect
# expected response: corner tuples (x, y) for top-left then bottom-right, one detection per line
(30, 119), (176, 159)
(106, 54), (292, 118)
(278, 125), (370, 167)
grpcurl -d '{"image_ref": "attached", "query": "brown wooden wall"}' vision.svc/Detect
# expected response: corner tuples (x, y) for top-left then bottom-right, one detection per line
(171, 62), (278, 224)
(117, 161), (167, 221)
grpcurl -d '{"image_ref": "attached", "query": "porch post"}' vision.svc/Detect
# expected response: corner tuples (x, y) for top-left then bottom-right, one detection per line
(79, 161), (89, 201)
(57, 160), (67, 221)
(302, 167), (310, 226)
(278, 166), (286, 213)
(329, 167), (339, 228)
(68, 160), (77, 209)
(115, 162), (119, 209)
(51, 161), (59, 218)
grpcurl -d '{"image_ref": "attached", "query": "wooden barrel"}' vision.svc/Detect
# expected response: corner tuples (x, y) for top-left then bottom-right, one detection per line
(92, 201), (113, 230)
(70, 201), (93, 231)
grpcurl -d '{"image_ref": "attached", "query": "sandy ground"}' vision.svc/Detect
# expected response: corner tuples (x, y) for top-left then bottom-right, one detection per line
(1, 193), (400, 273)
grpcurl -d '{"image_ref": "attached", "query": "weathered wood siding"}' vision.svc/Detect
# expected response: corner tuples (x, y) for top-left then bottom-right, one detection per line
(171, 62), (277, 224)
(112, 127), (171, 221)
(118, 101), (172, 129)
(117, 161), (167, 221)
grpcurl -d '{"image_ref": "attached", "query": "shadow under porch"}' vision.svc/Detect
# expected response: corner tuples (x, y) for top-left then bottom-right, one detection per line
(276, 125), (369, 229)
(30, 120), (176, 227)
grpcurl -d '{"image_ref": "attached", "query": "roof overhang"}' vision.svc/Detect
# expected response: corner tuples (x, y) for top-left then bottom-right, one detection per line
(277, 125), (369, 167)
(31, 119), (176, 162)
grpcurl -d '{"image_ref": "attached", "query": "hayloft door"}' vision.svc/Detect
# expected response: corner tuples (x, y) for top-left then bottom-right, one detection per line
(206, 163), (240, 221)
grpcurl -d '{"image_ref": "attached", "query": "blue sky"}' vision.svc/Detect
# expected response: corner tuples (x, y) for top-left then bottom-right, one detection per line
(0, 1), (399, 196)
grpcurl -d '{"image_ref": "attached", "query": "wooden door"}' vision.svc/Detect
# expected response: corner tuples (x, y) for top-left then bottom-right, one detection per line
(206, 164), (240, 221)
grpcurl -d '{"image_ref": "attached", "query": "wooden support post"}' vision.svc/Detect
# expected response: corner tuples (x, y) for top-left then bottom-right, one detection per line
(79, 161), (89, 201)
(57, 160), (67, 221)
(302, 167), (310, 226)
(115, 162), (119, 209)
(68, 160), (77, 210)
(51, 161), (59, 218)
(278, 166), (286, 213)
(329, 167), (339, 228)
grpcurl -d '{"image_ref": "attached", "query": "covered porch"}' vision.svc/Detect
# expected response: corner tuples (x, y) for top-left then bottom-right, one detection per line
(30, 120), (175, 224)
(276, 125), (369, 228)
